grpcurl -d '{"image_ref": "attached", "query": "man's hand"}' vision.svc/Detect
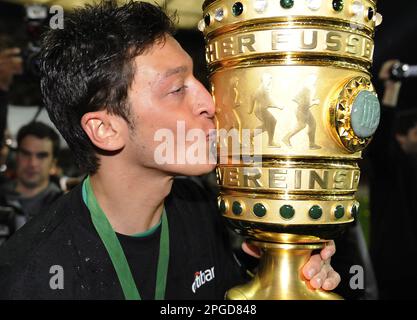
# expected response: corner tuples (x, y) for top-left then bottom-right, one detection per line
(0, 48), (23, 91)
(378, 59), (402, 107)
(242, 240), (341, 291)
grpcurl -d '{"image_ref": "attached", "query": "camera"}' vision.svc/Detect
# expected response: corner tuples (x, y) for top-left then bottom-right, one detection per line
(390, 62), (417, 81)
(21, 4), (49, 77)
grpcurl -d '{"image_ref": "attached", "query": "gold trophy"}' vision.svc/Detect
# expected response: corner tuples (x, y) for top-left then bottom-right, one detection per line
(201, 0), (382, 299)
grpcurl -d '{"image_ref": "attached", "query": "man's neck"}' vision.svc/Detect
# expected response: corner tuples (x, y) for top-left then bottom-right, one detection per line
(15, 180), (49, 198)
(89, 166), (174, 236)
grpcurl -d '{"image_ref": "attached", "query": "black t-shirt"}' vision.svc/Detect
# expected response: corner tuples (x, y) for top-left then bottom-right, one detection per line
(0, 178), (246, 299)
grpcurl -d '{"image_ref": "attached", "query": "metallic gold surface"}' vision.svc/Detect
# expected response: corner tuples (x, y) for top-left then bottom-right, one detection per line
(202, 0), (381, 300)
(225, 241), (343, 300)
(206, 26), (375, 67)
(203, 0), (377, 35)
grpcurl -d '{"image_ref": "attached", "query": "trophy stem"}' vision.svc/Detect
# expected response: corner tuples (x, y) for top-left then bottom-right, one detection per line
(226, 241), (343, 300)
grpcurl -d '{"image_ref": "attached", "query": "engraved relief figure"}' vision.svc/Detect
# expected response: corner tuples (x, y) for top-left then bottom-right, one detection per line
(215, 76), (243, 149)
(283, 74), (321, 150)
(248, 73), (283, 147)
(225, 76), (242, 140)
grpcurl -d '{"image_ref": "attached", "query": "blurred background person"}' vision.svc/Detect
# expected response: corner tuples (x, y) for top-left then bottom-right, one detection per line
(0, 45), (22, 154)
(0, 121), (62, 229)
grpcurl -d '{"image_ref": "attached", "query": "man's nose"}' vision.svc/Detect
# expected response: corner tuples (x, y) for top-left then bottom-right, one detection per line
(192, 80), (215, 119)
(28, 154), (40, 166)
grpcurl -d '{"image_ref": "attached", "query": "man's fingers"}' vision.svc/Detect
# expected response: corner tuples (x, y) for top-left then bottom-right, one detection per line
(320, 240), (336, 261)
(322, 269), (341, 291)
(241, 242), (261, 258)
(302, 253), (323, 280)
(379, 59), (400, 80)
(310, 263), (333, 289)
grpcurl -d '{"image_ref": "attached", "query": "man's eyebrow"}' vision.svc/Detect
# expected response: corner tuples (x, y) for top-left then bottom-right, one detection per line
(163, 65), (188, 79)
(18, 148), (31, 154)
(18, 148), (50, 156)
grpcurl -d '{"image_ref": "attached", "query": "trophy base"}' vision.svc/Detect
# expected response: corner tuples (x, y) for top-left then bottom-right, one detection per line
(226, 241), (343, 300)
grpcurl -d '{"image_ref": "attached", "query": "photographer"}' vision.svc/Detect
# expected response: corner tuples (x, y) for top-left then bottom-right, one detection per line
(0, 40), (23, 245)
(0, 46), (23, 146)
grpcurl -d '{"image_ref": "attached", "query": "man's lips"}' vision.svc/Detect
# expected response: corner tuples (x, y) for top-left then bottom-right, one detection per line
(23, 171), (40, 177)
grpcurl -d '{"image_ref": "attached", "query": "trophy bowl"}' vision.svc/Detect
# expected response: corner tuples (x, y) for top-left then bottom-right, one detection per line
(201, 0), (382, 299)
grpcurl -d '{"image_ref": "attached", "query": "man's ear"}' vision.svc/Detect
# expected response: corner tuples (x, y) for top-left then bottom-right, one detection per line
(81, 111), (126, 151)
(49, 158), (58, 176)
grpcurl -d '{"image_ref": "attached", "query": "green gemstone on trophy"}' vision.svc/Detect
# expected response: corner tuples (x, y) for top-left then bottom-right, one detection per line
(253, 203), (267, 217)
(280, 0), (294, 9)
(232, 2), (244, 16)
(367, 7), (375, 20)
(280, 205), (295, 220)
(332, 0), (344, 12)
(219, 200), (226, 213)
(334, 205), (345, 219)
(232, 201), (243, 216)
(351, 90), (381, 138)
(204, 14), (211, 26)
(351, 204), (358, 218)
(309, 205), (323, 220)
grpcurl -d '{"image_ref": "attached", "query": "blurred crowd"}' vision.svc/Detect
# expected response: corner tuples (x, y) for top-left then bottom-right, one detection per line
(1, 44), (83, 242)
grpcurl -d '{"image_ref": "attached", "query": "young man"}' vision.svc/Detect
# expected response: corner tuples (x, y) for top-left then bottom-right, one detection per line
(0, 1), (339, 299)
(0, 122), (62, 229)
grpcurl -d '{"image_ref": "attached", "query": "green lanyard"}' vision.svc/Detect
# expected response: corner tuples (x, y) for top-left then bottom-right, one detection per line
(83, 176), (169, 300)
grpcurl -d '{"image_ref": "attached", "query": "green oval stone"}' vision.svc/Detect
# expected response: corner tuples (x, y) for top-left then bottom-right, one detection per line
(368, 7), (375, 20)
(280, 0), (294, 9)
(253, 203), (267, 217)
(309, 205), (323, 220)
(332, 0), (344, 12)
(351, 91), (381, 138)
(335, 205), (345, 219)
(232, 2), (244, 16)
(280, 205), (295, 220)
(351, 204), (359, 218)
(219, 200), (226, 214)
(204, 14), (211, 26)
(232, 201), (243, 216)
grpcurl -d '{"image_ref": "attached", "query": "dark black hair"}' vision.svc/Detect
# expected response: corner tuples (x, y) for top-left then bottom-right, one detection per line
(17, 121), (61, 158)
(394, 108), (417, 135)
(40, 0), (175, 174)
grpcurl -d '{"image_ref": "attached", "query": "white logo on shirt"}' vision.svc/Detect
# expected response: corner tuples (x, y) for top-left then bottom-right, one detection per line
(191, 267), (215, 293)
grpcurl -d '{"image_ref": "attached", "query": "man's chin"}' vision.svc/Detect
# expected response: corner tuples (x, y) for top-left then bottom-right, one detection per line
(166, 163), (217, 177)
(21, 179), (43, 190)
